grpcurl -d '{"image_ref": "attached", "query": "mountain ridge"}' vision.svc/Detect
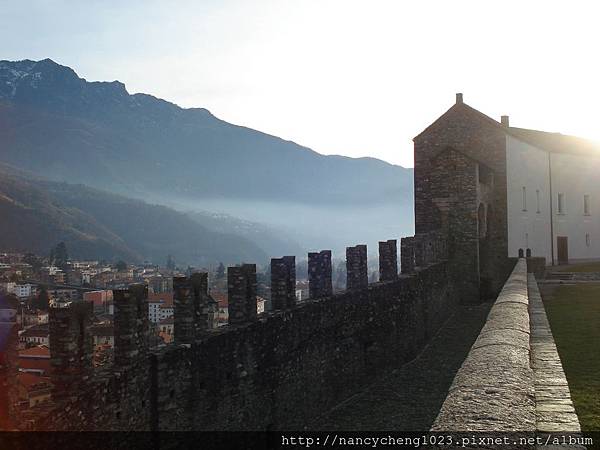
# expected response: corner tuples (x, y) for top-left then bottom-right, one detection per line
(0, 58), (412, 203)
(0, 58), (414, 254)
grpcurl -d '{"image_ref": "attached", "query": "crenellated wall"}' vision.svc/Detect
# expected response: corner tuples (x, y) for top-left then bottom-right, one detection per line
(28, 239), (466, 431)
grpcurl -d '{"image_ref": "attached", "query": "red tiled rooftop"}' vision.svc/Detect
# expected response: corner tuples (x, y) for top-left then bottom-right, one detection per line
(17, 357), (51, 375)
(19, 345), (50, 358)
(211, 292), (228, 308)
(158, 331), (173, 344)
(148, 291), (174, 307)
(18, 372), (52, 389)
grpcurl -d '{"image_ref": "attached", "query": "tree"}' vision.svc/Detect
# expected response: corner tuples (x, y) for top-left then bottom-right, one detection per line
(23, 253), (43, 273)
(115, 260), (127, 271)
(51, 242), (69, 269)
(295, 260), (308, 280)
(2, 293), (19, 309)
(32, 286), (49, 311)
(216, 262), (226, 280)
(8, 273), (20, 283)
(369, 270), (378, 283)
(334, 260), (347, 290)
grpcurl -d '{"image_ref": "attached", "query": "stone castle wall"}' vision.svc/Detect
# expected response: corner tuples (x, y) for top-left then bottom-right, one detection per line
(28, 240), (463, 431)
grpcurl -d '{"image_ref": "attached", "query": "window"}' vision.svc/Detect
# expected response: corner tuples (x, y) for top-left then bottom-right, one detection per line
(586, 233), (591, 247)
(536, 190), (541, 213)
(522, 187), (527, 211)
(557, 193), (565, 214)
(584, 194), (591, 215)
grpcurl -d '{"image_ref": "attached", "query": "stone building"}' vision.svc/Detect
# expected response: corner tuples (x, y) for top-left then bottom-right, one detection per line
(413, 93), (600, 299)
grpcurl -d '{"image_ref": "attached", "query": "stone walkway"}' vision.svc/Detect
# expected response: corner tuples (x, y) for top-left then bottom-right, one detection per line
(528, 274), (583, 435)
(312, 304), (492, 430)
(545, 272), (600, 283)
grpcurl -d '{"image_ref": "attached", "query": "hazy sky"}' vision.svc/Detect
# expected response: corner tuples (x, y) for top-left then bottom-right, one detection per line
(2, 0), (599, 167)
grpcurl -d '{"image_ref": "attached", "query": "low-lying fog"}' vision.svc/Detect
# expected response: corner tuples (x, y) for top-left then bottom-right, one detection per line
(158, 195), (414, 261)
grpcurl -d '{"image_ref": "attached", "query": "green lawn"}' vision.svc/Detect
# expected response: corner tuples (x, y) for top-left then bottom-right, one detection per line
(543, 284), (600, 430)
(559, 261), (600, 273)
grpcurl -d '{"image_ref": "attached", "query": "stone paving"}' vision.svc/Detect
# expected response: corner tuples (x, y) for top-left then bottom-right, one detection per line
(545, 272), (600, 283)
(529, 274), (581, 431)
(528, 274), (584, 449)
(312, 304), (492, 430)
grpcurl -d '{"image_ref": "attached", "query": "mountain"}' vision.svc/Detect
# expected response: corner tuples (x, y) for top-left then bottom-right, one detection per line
(0, 164), (269, 266)
(0, 58), (414, 252)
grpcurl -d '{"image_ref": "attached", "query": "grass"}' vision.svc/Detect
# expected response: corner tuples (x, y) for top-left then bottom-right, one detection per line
(558, 261), (600, 272)
(543, 284), (600, 430)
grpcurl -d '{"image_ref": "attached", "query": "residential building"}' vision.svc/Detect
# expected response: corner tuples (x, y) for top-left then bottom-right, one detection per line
(147, 292), (173, 323)
(16, 372), (53, 408)
(19, 325), (49, 347)
(158, 317), (174, 344)
(83, 290), (113, 313)
(12, 284), (36, 299)
(90, 325), (114, 347)
(47, 288), (78, 302)
(256, 296), (266, 315)
(212, 292), (228, 326)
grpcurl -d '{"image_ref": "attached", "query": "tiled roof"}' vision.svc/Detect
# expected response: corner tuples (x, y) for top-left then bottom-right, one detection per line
(158, 331), (173, 344)
(211, 292), (228, 308)
(18, 372), (52, 389)
(18, 357), (51, 374)
(148, 292), (174, 307)
(415, 100), (600, 158)
(507, 127), (600, 157)
(20, 326), (49, 338)
(19, 345), (50, 358)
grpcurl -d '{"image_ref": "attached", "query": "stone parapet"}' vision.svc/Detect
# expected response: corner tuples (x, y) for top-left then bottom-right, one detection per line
(114, 284), (149, 366)
(228, 264), (257, 324)
(308, 250), (332, 298)
(378, 240), (398, 282)
(346, 245), (368, 290)
(431, 258), (536, 431)
(271, 256), (296, 310)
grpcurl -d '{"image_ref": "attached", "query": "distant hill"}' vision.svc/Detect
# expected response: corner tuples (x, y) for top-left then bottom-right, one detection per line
(0, 164), (270, 266)
(0, 58), (414, 253)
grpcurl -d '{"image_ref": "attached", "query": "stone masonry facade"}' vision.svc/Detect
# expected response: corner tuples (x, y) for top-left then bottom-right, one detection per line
(410, 93), (512, 302)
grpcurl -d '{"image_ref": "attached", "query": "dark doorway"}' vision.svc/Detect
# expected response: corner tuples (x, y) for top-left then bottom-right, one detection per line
(557, 236), (569, 265)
